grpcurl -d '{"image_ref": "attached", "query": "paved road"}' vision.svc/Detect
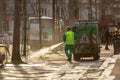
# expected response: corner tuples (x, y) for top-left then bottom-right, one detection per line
(0, 45), (120, 80)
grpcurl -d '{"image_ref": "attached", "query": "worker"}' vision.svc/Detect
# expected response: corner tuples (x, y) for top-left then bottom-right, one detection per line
(105, 28), (110, 50)
(63, 27), (77, 63)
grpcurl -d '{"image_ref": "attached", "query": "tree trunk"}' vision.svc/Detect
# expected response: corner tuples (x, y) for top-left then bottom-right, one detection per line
(11, 0), (23, 64)
(69, 0), (76, 26)
(0, 0), (6, 32)
(23, 0), (27, 56)
(38, 0), (42, 48)
(52, 0), (56, 43)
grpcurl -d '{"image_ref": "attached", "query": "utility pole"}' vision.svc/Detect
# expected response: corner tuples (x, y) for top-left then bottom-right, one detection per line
(38, 0), (42, 48)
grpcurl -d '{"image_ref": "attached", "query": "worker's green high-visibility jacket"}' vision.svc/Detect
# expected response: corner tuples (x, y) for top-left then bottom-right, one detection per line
(63, 31), (77, 45)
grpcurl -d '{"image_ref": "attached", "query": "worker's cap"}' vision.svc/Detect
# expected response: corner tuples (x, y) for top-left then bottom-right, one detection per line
(66, 26), (71, 29)
(66, 26), (71, 31)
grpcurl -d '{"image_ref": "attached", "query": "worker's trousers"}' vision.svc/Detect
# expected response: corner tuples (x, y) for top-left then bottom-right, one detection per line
(64, 45), (74, 59)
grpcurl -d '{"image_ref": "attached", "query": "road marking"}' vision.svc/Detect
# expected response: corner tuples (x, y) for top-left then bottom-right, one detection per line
(99, 58), (111, 69)
(98, 55), (118, 80)
(5, 63), (45, 67)
(106, 76), (115, 80)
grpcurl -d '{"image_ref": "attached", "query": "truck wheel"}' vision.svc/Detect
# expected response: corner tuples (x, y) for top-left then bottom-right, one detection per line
(93, 53), (100, 60)
(73, 53), (80, 61)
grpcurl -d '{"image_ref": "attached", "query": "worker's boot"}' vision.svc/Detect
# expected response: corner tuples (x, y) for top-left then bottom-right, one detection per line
(67, 58), (72, 63)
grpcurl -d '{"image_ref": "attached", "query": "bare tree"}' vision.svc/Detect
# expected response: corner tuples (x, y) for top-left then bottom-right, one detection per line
(52, 0), (56, 43)
(69, 0), (81, 26)
(22, 0), (27, 56)
(0, 0), (6, 32)
(38, 0), (42, 48)
(11, 0), (23, 64)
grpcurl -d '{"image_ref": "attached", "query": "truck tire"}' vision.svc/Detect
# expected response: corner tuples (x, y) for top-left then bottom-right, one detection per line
(73, 53), (80, 61)
(93, 53), (100, 60)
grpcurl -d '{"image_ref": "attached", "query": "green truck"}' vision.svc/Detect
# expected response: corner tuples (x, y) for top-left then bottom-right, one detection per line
(73, 22), (100, 60)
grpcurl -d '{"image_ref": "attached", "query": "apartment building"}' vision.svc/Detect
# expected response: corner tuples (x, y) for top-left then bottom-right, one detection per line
(1, 0), (120, 32)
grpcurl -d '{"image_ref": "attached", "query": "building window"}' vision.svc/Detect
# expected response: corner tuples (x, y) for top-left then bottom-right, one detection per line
(41, 8), (47, 16)
(45, 9), (47, 16)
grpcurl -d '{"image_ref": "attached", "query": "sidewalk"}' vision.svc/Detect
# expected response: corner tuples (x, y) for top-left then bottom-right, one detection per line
(0, 42), (64, 64)
(0, 44), (119, 80)
(100, 45), (114, 57)
(110, 54), (120, 80)
(0, 44), (58, 80)
(103, 44), (120, 80)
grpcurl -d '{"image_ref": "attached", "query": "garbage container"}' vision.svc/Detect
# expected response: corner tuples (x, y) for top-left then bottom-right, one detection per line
(73, 22), (100, 61)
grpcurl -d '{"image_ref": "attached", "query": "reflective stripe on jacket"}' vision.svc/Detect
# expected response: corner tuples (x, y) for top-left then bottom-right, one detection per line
(65, 31), (74, 45)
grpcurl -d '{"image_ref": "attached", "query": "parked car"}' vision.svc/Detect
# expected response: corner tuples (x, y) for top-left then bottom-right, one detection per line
(7, 31), (13, 44)
(0, 34), (4, 44)
(0, 31), (13, 45)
